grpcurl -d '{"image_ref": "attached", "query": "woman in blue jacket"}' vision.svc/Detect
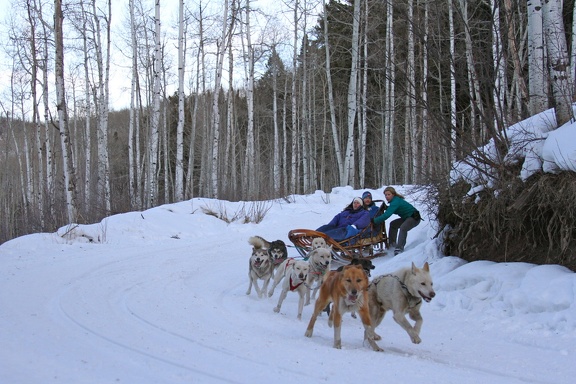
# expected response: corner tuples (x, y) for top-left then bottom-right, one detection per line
(373, 187), (421, 255)
(316, 197), (370, 241)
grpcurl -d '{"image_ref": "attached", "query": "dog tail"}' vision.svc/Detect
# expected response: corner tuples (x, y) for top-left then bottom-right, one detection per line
(248, 236), (269, 249)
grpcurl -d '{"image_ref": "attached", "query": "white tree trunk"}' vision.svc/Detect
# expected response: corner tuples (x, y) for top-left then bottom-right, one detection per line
(211, 0), (231, 198)
(421, 0), (430, 179)
(92, 0), (112, 214)
(148, 0), (161, 207)
(272, 48), (281, 193)
(542, 0), (574, 126)
(491, 0), (507, 129)
(243, 0), (256, 198)
(359, 0), (368, 188)
(54, 0), (78, 223)
(344, 0), (361, 186)
(448, 0), (457, 162)
(384, 0), (395, 182)
(175, 0), (185, 201)
(404, 0), (415, 184)
(25, 1), (45, 226)
(528, 0), (547, 115)
(458, 0), (485, 142)
(322, 0), (344, 184)
(290, 1), (298, 193)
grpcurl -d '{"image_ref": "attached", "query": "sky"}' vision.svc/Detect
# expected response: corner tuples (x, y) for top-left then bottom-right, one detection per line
(1, 180), (575, 382)
(0, 0), (321, 112)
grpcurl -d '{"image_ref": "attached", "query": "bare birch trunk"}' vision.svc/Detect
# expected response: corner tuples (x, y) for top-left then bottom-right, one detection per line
(344, 0), (361, 186)
(148, 0), (161, 207)
(272, 48), (281, 193)
(290, 2), (299, 193)
(211, 0), (231, 198)
(54, 0), (78, 223)
(421, 0), (430, 179)
(384, 0), (395, 182)
(542, 0), (574, 126)
(40, 0), (55, 218)
(26, 1), (45, 226)
(358, 0), (368, 188)
(175, 0), (185, 201)
(491, 0), (507, 130)
(92, 0), (112, 214)
(458, 0), (486, 143)
(322, 0), (344, 183)
(404, 0), (415, 184)
(243, 0), (256, 198)
(528, 0), (547, 115)
(448, 0), (457, 162)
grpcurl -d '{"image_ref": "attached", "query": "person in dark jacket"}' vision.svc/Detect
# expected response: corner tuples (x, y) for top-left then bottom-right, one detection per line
(362, 191), (380, 218)
(372, 186), (421, 255)
(316, 197), (370, 241)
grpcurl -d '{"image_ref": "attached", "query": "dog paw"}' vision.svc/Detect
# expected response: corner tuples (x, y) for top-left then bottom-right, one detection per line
(268, 291), (274, 297)
(304, 329), (313, 337)
(411, 335), (422, 344)
(273, 306), (280, 313)
(374, 333), (382, 341)
(333, 341), (342, 349)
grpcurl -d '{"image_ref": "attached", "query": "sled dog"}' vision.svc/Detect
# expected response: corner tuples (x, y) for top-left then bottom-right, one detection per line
(367, 262), (435, 345)
(246, 237), (274, 298)
(311, 237), (329, 250)
(305, 264), (382, 351)
(325, 258), (376, 317)
(304, 247), (332, 305)
(248, 235), (288, 278)
(268, 258), (310, 319)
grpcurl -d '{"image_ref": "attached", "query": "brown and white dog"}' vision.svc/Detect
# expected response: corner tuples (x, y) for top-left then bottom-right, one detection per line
(268, 258), (310, 319)
(367, 262), (435, 346)
(324, 257), (376, 317)
(305, 264), (382, 351)
(246, 237), (274, 298)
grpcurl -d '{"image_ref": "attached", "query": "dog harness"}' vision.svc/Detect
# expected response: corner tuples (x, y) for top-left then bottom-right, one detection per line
(372, 274), (422, 308)
(284, 258), (306, 291)
(289, 276), (303, 291)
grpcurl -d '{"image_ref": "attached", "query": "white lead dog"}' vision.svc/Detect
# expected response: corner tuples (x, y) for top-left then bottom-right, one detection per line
(268, 258), (310, 319)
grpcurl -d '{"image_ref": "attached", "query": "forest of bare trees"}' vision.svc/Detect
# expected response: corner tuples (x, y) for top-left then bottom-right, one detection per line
(1, 0), (575, 251)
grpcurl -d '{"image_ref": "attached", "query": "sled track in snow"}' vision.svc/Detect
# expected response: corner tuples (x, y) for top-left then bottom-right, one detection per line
(53, 242), (316, 382)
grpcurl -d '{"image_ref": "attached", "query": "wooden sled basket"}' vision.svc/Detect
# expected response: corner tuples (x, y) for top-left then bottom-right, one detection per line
(288, 223), (389, 264)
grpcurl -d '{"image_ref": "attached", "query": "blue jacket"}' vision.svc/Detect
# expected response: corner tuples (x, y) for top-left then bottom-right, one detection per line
(365, 202), (380, 218)
(373, 196), (416, 225)
(326, 205), (370, 230)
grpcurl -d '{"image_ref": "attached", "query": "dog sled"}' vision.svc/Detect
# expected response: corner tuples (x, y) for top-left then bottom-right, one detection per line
(288, 222), (389, 263)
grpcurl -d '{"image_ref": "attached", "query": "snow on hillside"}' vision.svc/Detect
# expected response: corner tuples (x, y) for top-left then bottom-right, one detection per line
(1, 186), (574, 383)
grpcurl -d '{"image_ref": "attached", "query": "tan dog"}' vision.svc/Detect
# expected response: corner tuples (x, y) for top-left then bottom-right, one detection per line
(367, 262), (435, 345)
(304, 247), (332, 305)
(305, 265), (382, 351)
(268, 258), (310, 319)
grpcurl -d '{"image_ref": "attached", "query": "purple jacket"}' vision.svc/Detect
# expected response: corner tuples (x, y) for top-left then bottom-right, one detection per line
(326, 205), (370, 230)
